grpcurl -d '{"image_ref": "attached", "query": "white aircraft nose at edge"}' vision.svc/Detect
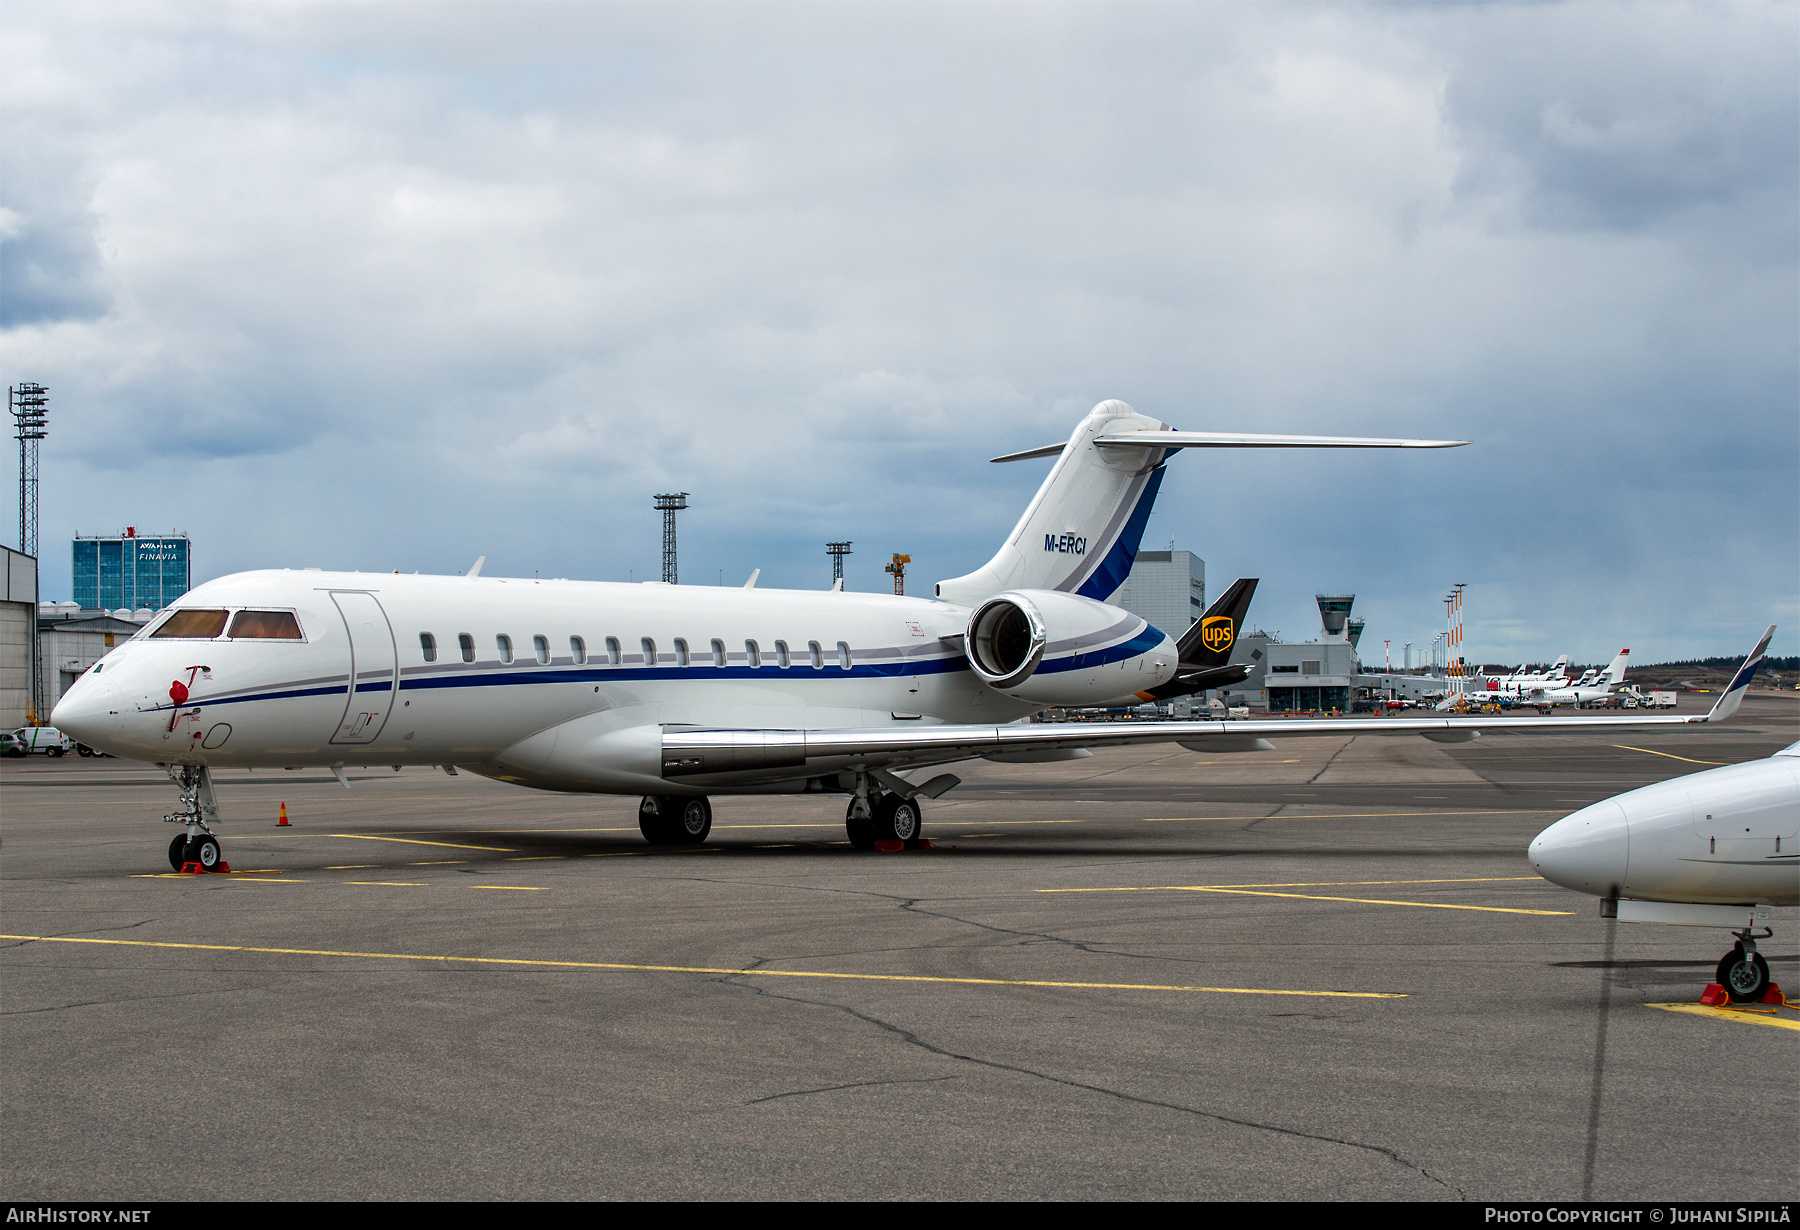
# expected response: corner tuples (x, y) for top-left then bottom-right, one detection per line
(52, 399), (1776, 923)
(1529, 627), (1794, 1003)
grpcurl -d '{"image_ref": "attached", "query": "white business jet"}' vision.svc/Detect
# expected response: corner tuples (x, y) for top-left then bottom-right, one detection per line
(1529, 629), (1794, 1002)
(50, 400), (1751, 873)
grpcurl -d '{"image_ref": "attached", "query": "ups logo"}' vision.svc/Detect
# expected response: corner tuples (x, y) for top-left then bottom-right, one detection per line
(1201, 616), (1234, 653)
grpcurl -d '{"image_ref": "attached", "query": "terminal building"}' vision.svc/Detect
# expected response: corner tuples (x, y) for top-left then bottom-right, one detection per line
(72, 529), (190, 613)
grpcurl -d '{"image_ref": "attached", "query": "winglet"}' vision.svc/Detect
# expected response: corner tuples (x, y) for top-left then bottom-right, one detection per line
(1700, 624), (1776, 722)
(743, 569), (760, 589)
(466, 556), (485, 578)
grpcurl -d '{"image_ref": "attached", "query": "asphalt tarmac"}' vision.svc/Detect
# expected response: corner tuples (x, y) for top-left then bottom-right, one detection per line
(4, 694), (1795, 1201)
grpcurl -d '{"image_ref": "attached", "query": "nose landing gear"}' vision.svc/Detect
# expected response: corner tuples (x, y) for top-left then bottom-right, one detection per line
(1716, 928), (1773, 1003)
(163, 764), (228, 872)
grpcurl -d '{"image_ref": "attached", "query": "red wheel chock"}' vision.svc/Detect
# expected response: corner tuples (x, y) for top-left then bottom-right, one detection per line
(178, 861), (232, 875)
(1699, 981), (1787, 1008)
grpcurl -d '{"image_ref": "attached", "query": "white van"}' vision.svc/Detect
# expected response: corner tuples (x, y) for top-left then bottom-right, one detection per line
(7, 727), (73, 757)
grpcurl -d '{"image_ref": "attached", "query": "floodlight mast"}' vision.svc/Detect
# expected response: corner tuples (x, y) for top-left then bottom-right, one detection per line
(826, 541), (853, 587)
(653, 493), (688, 584)
(11, 384), (47, 558)
(11, 383), (47, 724)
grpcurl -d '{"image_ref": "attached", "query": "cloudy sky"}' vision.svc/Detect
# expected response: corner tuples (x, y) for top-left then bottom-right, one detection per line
(3, 1), (1794, 665)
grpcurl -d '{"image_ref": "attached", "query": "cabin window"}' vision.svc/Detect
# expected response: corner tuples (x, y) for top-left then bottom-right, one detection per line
(837, 641), (852, 670)
(420, 633), (438, 662)
(151, 609), (228, 639)
(809, 640), (824, 669)
(227, 610), (303, 640)
(775, 640), (791, 669)
(674, 638), (690, 667)
(746, 640), (761, 669)
(641, 638), (657, 666)
(459, 634), (476, 663)
(711, 638), (726, 667)
(533, 635), (550, 665)
(570, 636), (587, 665)
(497, 634), (514, 665)
(605, 637), (621, 666)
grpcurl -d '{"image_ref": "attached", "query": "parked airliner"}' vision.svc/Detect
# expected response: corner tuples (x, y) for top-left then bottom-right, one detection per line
(52, 400), (1758, 871)
(1530, 629), (1794, 1002)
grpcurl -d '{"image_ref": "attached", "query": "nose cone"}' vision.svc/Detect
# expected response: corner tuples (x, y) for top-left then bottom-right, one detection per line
(1530, 800), (1629, 898)
(51, 670), (120, 750)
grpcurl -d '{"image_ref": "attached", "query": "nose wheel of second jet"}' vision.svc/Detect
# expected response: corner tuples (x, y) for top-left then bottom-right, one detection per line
(1717, 944), (1771, 1003)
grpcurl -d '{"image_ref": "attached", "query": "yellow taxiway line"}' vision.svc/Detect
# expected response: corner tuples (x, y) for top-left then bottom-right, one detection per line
(1040, 877), (1571, 915)
(1613, 745), (1725, 767)
(1646, 1003), (1800, 1031)
(328, 833), (517, 852)
(1145, 810), (1539, 822)
(0, 934), (1404, 1000)
(1043, 876), (1543, 892)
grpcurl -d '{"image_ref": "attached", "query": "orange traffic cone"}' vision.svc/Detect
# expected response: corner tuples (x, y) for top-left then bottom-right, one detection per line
(277, 802), (290, 826)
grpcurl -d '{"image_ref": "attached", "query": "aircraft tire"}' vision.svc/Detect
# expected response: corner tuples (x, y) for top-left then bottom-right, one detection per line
(168, 835), (189, 870)
(188, 835), (222, 871)
(674, 797), (712, 846)
(845, 801), (875, 851)
(873, 793), (924, 849)
(1717, 947), (1771, 1003)
(638, 796), (678, 846)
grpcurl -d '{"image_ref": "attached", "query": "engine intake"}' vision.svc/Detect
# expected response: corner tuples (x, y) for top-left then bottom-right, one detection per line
(966, 594), (1047, 688)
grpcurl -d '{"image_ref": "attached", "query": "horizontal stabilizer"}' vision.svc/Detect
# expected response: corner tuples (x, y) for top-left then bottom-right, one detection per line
(1095, 430), (1470, 450)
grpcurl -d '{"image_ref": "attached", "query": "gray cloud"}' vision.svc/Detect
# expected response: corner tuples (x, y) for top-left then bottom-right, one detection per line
(2, 1), (1793, 662)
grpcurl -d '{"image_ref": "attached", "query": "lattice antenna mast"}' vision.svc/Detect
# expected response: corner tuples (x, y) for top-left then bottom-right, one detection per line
(826, 541), (853, 586)
(653, 493), (687, 584)
(11, 384), (47, 557)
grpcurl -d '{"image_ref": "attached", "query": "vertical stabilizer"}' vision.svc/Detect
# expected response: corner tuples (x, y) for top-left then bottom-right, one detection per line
(1604, 648), (1630, 686)
(937, 401), (1171, 607)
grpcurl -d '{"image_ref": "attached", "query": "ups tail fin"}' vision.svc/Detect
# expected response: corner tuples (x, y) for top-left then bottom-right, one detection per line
(1703, 624), (1776, 723)
(936, 401), (1172, 606)
(1174, 578), (1259, 669)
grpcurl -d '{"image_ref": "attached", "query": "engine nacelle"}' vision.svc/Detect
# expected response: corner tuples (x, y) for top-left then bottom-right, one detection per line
(964, 589), (1176, 706)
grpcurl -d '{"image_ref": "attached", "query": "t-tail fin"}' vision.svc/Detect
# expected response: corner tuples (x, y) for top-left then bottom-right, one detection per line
(936, 401), (1173, 606)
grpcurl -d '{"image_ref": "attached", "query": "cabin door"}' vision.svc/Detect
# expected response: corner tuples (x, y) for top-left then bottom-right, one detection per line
(329, 591), (399, 745)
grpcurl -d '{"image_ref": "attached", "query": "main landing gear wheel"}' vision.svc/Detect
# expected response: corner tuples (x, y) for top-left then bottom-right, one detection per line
(1717, 945), (1771, 1003)
(873, 793), (924, 849)
(186, 834), (223, 871)
(674, 796), (712, 846)
(845, 801), (875, 851)
(639, 795), (711, 846)
(168, 835), (189, 870)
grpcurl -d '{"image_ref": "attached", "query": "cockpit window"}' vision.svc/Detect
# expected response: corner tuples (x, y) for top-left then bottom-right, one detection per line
(227, 610), (303, 640)
(151, 609), (229, 639)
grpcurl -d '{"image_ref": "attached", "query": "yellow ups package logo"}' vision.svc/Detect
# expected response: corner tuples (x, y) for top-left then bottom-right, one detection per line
(1201, 616), (1235, 653)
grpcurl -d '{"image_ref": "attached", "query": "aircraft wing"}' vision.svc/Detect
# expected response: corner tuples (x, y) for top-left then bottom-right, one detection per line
(658, 708), (1729, 786)
(661, 625), (1774, 787)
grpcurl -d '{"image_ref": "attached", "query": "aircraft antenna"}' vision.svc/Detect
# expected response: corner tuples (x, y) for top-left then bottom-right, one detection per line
(653, 493), (687, 584)
(885, 553), (910, 596)
(826, 541), (853, 587)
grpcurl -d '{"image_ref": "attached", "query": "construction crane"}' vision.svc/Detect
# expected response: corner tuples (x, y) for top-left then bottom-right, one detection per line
(885, 553), (910, 596)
